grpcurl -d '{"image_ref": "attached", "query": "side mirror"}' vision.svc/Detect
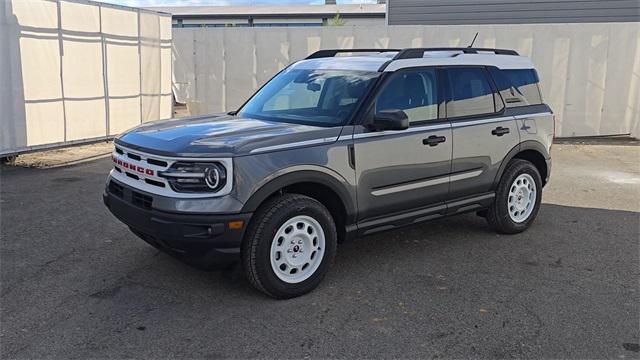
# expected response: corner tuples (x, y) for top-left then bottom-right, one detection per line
(370, 109), (409, 131)
(307, 82), (321, 92)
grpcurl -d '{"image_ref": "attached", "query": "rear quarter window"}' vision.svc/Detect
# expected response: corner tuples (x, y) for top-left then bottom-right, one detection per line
(489, 68), (543, 107)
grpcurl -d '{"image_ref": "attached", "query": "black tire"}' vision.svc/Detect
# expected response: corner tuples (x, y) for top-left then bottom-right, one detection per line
(241, 194), (337, 299)
(1, 155), (17, 165)
(486, 159), (543, 234)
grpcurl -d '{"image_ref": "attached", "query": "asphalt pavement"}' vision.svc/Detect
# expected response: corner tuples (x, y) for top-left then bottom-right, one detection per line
(1, 144), (638, 359)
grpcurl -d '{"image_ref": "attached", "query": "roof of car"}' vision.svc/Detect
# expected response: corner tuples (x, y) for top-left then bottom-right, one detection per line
(290, 55), (395, 72)
(291, 48), (536, 73)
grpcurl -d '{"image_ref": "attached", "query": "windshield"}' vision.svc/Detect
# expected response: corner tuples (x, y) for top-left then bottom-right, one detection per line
(238, 69), (379, 127)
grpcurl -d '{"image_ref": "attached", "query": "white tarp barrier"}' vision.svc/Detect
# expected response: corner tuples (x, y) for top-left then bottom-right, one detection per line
(173, 24), (640, 138)
(0, 0), (172, 156)
(102, 5), (141, 135)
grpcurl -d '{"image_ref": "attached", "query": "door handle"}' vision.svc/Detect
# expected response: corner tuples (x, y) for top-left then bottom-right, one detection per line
(423, 135), (446, 146)
(492, 126), (510, 136)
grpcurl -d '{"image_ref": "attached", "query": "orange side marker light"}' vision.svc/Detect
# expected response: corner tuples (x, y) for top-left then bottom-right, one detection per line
(228, 220), (244, 230)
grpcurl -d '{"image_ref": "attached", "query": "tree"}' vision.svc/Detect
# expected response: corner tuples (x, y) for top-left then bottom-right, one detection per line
(328, 12), (345, 26)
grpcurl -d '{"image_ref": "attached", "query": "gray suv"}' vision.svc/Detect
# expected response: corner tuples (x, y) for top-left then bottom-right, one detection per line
(103, 48), (553, 298)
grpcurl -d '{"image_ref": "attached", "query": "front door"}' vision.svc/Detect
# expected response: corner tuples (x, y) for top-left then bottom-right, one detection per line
(354, 68), (452, 225)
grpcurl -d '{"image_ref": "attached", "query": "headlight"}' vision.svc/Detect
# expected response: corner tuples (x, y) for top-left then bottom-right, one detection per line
(159, 162), (227, 193)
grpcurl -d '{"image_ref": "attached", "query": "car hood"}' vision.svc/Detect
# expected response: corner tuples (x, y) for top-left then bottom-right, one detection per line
(115, 114), (343, 157)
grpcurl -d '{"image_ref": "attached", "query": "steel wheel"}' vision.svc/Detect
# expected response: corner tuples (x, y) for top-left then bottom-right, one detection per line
(270, 215), (325, 284)
(507, 173), (537, 223)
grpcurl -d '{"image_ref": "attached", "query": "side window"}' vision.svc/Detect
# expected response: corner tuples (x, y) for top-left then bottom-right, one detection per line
(375, 69), (438, 124)
(488, 67), (543, 107)
(446, 67), (496, 118)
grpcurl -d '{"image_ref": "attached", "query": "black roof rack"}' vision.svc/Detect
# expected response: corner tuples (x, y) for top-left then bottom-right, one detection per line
(392, 47), (519, 60)
(305, 49), (401, 59)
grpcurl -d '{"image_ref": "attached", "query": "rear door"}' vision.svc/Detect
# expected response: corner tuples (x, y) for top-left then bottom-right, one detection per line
(354, 68), (452, 225)
(444, 66), (519, 202)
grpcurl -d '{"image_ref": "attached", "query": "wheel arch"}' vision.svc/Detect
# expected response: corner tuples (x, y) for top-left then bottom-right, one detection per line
(241, 168), (356, 242)
(493, 141), (550, 189)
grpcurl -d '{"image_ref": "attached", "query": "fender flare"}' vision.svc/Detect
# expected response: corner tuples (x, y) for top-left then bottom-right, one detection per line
(492, 140), (550, 190)
(241, 167), (356, 224)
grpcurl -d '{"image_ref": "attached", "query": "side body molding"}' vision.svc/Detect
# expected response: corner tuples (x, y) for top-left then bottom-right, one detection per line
(241, 166), (357, 225)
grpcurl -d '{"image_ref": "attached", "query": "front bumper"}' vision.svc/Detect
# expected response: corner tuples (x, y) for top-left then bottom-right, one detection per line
(103, 178), (252, 270)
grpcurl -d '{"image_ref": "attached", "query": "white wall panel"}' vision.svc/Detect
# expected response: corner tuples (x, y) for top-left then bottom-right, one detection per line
(0, 0), (171, 155)
(173, 23), (640, 138)
(288, 27), (321, 62)
(101, 6), (138, 37)
(10, 0), (65, 148)
(193, 28), (224, 114)
(140, 11), (161, 123)
(159, 15), (172, 120)
(61, 1), (106, 141)
(24, 102), (65, 147)
(223, 28), (255, 111)
(105, 42), (141, 134)
(171, 29), (194, 105)
(102, 5), (141, 134)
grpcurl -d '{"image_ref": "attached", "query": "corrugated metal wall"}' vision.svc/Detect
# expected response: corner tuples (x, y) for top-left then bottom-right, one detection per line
(172, 24), (640, 138)
(387, 0), (640, 25)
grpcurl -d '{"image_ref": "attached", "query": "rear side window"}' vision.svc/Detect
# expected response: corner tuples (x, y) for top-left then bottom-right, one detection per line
(488, 68), (543, 107)
(445, 67), (497, 118)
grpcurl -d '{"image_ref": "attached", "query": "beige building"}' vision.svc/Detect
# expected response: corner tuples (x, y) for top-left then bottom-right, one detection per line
(146, 4), (386, 28)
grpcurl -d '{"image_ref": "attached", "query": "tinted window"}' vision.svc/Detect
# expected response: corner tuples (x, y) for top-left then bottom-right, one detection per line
(488, 68), (542, 106)
(240, 69), (378, 127)
(446, 68), (496, 118)
(376, 69), (438, 123)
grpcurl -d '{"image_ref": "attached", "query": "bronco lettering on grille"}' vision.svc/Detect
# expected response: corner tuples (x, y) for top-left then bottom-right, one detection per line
(112, 155), (155, 176)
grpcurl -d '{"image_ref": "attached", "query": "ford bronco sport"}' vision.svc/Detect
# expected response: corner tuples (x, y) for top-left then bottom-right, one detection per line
(104, 48), (553, 298)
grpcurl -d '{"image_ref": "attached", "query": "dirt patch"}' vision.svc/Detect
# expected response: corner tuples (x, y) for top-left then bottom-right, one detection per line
(11, 141), (113, 169)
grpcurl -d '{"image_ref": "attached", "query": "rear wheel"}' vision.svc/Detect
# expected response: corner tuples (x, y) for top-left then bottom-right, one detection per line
(486, 159), (542, 234)
(241, 194), (337, 299)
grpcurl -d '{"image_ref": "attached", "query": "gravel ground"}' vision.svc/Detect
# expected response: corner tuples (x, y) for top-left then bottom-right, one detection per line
(1, 143), (638, 359)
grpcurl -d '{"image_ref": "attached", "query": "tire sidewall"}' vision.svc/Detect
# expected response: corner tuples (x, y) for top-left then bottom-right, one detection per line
(253, 197), (337, 298)
(496, 160), (543, 232)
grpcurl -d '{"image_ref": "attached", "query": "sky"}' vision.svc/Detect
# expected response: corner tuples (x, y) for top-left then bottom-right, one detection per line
(100, 0), (378, 7)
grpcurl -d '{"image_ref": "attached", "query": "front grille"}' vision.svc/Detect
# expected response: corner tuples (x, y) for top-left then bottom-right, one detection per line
(147, 158), (168, 167)
(112, 146), (170, 190)
(108, 181), (124, 198)
(132, 191), (153, 210)
(145, 178), (165, 188)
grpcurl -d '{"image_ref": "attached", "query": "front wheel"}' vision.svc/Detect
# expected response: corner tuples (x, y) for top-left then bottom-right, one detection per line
(241, 194), (337, 299)
(486, 159), (543, 234)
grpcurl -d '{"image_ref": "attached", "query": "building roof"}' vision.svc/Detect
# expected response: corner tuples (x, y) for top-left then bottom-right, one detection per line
(144, 4), (385, 18)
